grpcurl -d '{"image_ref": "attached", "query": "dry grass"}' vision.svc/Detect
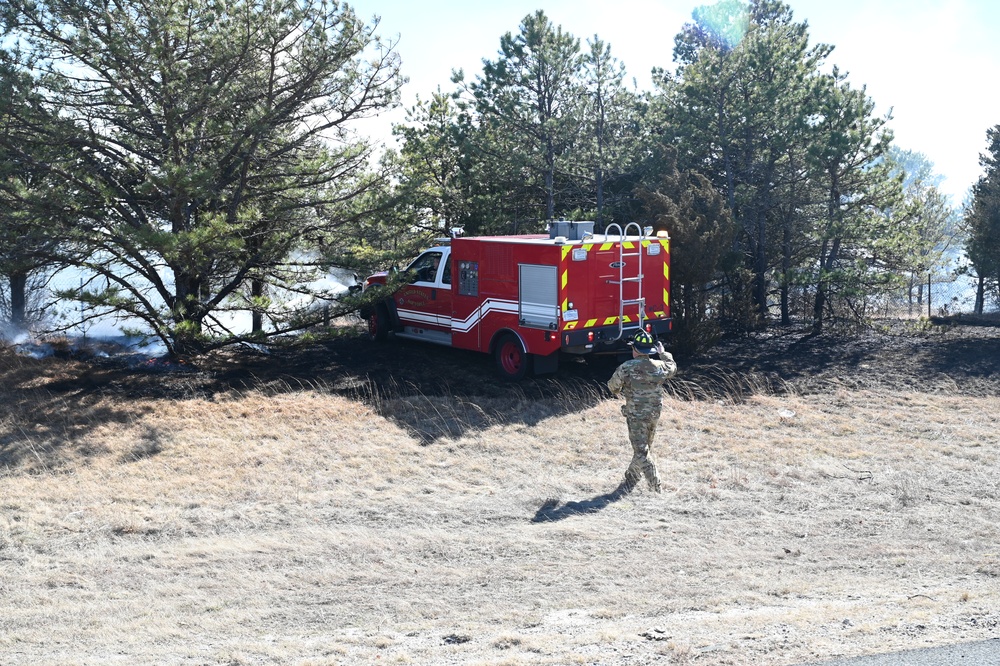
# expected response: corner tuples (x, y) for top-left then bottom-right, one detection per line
(1, 348), (999, 665)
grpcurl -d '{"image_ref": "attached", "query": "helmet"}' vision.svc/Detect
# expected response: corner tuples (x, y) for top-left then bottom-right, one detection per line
(628, 330), (657, 355)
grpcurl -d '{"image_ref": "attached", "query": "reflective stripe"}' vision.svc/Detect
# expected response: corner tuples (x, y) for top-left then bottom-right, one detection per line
(405, 299), (519, 333)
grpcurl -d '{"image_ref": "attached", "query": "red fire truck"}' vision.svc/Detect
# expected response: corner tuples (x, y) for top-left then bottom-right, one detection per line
(359, 221), (672, 379)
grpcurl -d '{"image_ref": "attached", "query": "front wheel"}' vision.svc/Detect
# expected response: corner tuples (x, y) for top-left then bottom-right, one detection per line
(368, 304), (389, 342)
(494, 333), (531, 380)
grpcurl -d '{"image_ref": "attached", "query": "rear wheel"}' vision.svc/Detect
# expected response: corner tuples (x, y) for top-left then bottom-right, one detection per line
(494, 333), (530, 380)
(368, 304), (389, 342)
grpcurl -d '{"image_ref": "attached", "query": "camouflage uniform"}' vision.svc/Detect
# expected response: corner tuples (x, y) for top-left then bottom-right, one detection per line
(607, 352), (677, 493)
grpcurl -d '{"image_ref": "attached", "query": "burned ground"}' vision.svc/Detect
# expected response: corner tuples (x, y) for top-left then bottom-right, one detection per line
(8, 317), (1000, 403)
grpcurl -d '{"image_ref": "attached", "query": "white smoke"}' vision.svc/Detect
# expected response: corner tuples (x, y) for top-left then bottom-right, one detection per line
(0, 321), (29, 347)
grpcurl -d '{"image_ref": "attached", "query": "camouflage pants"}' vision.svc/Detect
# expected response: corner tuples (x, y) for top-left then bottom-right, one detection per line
(621, 406), (662, 493)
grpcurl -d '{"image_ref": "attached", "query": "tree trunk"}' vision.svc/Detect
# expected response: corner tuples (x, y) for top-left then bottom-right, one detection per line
(754, 210), (768, 323)
(595, 166), (604, 228)
(545, 139), (556, 221)
(813, 178), (842, 335)
(780, 224), (791, 326)
(172, 271), (206, 355)
(812, 285), (826, 334)
(812, 236), (842, 335)
(9, 270), (28, 328)
(975, 274), (985, 315)
(252, 278), (264, 334)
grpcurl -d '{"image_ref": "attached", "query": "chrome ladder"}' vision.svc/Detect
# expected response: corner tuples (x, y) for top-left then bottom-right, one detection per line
(605, 222), (647, 342)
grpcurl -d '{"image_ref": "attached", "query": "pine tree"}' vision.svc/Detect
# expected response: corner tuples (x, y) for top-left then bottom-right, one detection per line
(3, 0), (403, 354)
(963, 125), (1000, 313)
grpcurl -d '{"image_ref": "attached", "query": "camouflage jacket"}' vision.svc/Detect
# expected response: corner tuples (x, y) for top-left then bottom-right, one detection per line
(607, 354), (677, 415)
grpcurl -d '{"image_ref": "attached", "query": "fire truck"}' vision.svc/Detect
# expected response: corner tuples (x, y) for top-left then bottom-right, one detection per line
(359, 221), (672, 379)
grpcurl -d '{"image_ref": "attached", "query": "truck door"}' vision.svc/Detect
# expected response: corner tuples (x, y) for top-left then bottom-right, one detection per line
(394, 249), (453, 334)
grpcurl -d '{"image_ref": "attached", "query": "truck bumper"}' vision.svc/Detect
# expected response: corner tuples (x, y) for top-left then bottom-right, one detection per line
(560, 318), (672, 354)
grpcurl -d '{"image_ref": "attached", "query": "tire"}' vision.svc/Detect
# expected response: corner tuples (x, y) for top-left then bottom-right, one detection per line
(368, 304), (389, 342)
(494, 333), (531, 380)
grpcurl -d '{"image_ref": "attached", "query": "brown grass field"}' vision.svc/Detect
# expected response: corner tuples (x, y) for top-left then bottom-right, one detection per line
(1, 321), (999, 665)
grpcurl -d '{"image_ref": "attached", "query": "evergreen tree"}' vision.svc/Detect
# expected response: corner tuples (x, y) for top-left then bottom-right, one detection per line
(0, 54), (76, 330)
(455, 10), (584, 227)
(637, 147), (735, 349)
(963, 125), (1000, 313)
(579, 38), (646, 228)
(3, 0), (403, 354)
(660, 0), (833, 325)
(886, 147), (960, 313)
(805, 69), (905, 332)
(393, 90), (471, 234)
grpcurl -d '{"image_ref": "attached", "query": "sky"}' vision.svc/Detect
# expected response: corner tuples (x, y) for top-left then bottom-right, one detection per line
(347, 0), (1000, 205)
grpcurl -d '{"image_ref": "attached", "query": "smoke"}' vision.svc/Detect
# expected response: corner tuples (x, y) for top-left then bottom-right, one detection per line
(0, 321), (167, 361)
(16, 342), (55, 359)
(0, 321), (29, 347)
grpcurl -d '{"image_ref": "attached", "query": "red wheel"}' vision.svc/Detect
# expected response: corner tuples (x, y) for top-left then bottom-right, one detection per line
(494, 333), (530, 380)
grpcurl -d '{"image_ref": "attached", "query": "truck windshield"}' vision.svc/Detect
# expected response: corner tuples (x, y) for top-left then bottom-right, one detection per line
(407, 251), (444, 283)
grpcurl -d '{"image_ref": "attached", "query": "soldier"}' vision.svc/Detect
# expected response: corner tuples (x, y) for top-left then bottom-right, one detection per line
(607, 330), (677, 494)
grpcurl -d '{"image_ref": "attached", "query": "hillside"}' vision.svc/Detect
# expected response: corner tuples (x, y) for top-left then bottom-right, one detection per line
(1, 321), (998, 665)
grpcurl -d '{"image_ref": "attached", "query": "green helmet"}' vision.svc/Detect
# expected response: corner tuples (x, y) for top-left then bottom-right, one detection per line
(629, 330), (657, 354)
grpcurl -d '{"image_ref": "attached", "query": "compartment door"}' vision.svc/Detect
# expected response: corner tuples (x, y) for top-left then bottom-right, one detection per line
(518, 264), (559, 330)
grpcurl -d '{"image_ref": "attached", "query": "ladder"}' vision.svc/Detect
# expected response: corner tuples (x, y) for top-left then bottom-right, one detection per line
(605, 222), (647, 342)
